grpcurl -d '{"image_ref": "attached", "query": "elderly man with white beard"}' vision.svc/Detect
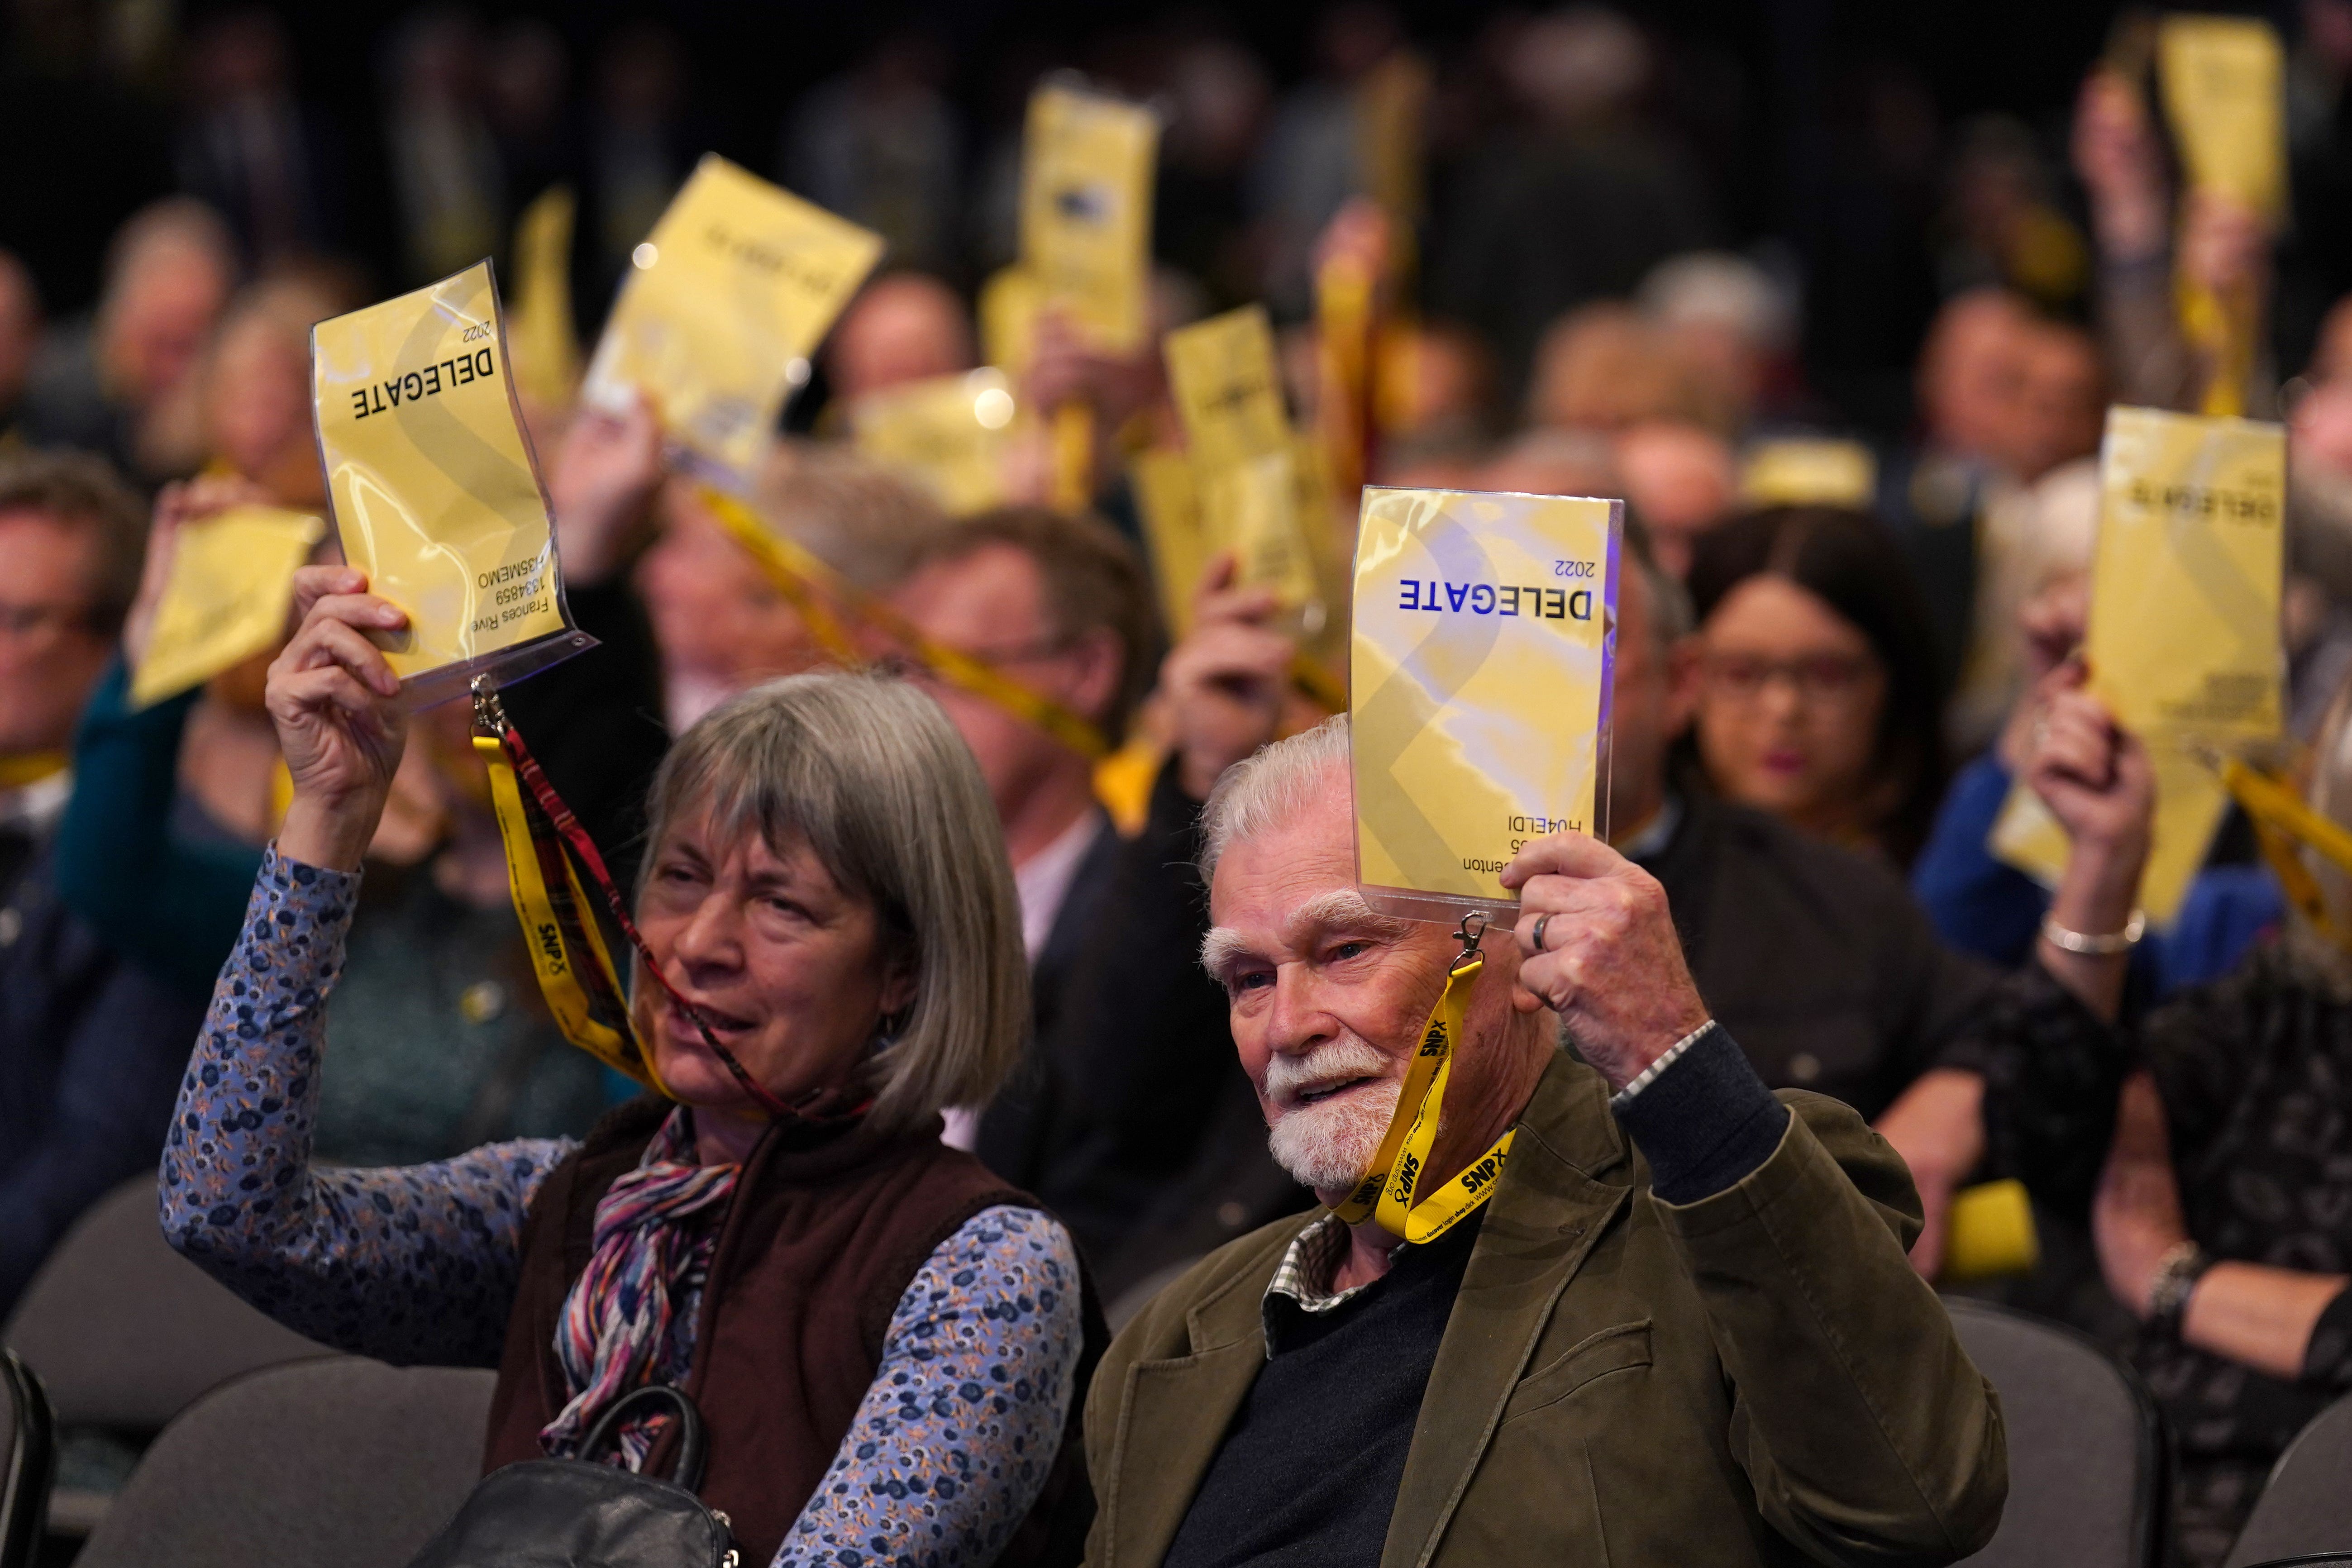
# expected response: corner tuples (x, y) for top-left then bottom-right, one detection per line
(1078, 716), (2007, 1568)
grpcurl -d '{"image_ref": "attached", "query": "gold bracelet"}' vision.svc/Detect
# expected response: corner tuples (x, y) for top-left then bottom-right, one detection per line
(2041, 909), (2146, 955)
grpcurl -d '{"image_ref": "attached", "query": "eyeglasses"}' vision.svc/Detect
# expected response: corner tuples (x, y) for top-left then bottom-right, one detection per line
(873, 636), (1074, 685)
(1701, 650), (1883, 705)
(0, 600), (93, 642)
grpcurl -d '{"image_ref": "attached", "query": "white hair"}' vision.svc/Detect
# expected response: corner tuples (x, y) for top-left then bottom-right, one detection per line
(1197, 715), (1350, 886)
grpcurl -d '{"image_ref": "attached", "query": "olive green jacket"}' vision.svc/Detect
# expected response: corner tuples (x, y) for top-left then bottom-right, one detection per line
(1081, 1052), (2007, 1567)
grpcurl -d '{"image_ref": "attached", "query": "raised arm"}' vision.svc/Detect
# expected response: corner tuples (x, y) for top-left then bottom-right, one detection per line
(159, 564), (574, 1366)
(160, 848), (570, 1364)
(1501, 832), (2005, 1561)
(775, 1205), (1083, 1568)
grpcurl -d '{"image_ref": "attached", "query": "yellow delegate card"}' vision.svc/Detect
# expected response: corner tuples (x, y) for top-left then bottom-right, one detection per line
(1352, 486), (1620, 921)
(2159, 14), (2286, 222)
(130, 505), (325, 708)
(851, 369), (1018, 516)
(1165, 305), (1291, 472)
(1130, 447), (1207, 639)
(507, 185), (581, 408)
(1990, 405), (2283, 921)
(1166, 305), (1322, 615)
(312, 259), (585, 707)
(584, 154), (883, 483)
(1019, 84), (1159, 355)
(2085, 405), (2285, 742)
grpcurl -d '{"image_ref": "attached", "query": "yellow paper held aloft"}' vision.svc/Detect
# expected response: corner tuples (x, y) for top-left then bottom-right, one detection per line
(584, 155), (883, 483)
(1352, 487), (1620, 921)
(1130, 447), (1207, 639)
(1019, 83), (1159, 355)
(2087, 405), (2285, 741)
(506, 185), (581, 410)
(1165, 305), (1324, 619)
(1991, 405), (2284, 920)
(851, 368), (1018, 516)
(2159, 14), (2286, 222)
(1166, 305), (1291, 472)
(312, 260), (589, 709)
(130, 505), (325, 708)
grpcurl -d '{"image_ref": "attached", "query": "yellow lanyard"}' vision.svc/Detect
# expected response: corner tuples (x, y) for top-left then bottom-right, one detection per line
(2213, 755), (2352, 947)
(697, 485), (1114, 760)
(1331, 916), (1516, 1244)
(0, 751), (67, 790)
(472, 723), (667, 1094)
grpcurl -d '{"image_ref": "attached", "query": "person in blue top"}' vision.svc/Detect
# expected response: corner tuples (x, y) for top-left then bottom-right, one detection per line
(1911, 574), (2285, 1001)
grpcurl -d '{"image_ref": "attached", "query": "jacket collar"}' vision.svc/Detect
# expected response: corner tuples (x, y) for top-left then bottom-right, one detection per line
(1377, 1052), (1633, 1568)
(1100, 1050), (1634, 1568)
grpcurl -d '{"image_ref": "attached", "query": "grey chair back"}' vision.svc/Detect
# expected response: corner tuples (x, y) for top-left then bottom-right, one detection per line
(2226, 1392), (2352, 1567)
(72, 1357), (495, 1568)
(1946, 1297), (2161, 1568)
(0, 1350), (54, 1568)
(3, 1176), (331, 1431)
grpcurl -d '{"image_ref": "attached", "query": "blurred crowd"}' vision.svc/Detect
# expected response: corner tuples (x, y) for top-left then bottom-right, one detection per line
(13, 2), (2352, 1565)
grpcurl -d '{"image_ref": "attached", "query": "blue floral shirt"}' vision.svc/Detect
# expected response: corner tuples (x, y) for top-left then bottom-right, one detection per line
(159, 847), (1082, 1567)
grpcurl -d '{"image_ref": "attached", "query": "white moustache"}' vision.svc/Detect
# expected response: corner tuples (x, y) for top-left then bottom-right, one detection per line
(1262, 1037), (1394, 1109)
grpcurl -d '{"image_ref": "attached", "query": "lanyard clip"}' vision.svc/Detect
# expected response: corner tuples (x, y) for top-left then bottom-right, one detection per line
(1450, 911), (1488, 973)
(470, 674), (510, 739)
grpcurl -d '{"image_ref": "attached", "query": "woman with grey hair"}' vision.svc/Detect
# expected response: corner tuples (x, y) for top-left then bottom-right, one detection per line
(160, 566), (1089, 1568)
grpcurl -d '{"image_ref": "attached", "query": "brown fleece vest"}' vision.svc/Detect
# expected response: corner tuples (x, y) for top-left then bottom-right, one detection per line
(481, 1098), (1102, 1567)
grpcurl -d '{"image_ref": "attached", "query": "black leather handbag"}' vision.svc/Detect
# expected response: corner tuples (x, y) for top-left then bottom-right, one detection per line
(405, 1385), (741, 1568)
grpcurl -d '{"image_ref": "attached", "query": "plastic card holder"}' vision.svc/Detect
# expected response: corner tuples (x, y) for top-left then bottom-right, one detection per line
(1351, 486), (1621, 923)
(311, 258), (593, 711)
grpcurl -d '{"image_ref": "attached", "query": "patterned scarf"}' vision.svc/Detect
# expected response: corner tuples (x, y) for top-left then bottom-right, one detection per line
(540, 1108), (740, 1469)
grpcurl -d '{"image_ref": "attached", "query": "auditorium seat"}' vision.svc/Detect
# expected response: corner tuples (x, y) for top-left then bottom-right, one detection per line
(0, 1350), (54, 1568)
(3, 1175), (334, 1536)
(71, 1358), (496, 1568)
(2224, 1392), (2352, 1566)
(1945, 1297), (2161, 1568)
(3, 1175), (332, 1433)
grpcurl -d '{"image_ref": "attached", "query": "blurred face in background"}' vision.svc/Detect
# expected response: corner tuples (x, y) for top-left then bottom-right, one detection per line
(2009, 322), (2104, 482)
(1918, 290), (2029, 470)
(0, 509), (113, 755)
(1693, 573), (1888, 837)
(637, 486), (831, 730)
(101, 240), (232, 411)
(1604, 561), (1698, 839)
(885, 541), (1115, 834)
(1617, 421), (1735, 577)
(827, 274), (975, 405)
(206, 309), (322, 504)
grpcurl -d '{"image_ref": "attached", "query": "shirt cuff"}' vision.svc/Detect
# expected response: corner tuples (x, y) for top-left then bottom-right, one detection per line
(1610, 1022), (1791, 1206)
(2301, 1281), (2352, 1386)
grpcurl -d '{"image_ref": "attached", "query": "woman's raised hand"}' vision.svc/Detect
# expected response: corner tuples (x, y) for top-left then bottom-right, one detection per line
(266, 565), (410, 871)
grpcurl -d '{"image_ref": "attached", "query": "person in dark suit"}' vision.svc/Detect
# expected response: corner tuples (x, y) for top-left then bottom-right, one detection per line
(0, 450), (206, 1316)
(882, 507), (1157, 1185)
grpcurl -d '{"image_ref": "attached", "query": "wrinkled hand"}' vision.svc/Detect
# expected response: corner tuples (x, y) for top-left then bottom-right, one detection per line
(2094, 1070), (2189, 1318)
(1499, 833), (1710, 1091)
(265, 565), (410, 870)
(549, 389), (664, 585)
(2026, 675), (2154, 864)
(1164, 553), (1293, 799)
(126, 474), (274, 667)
